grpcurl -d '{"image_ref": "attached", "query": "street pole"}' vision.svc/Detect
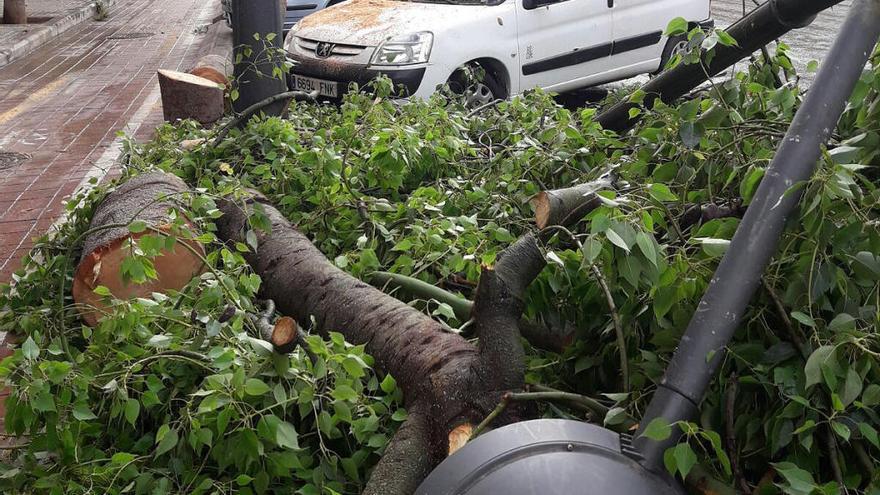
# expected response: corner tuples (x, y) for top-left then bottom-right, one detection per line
(597, 0), (846, 133)
(231, 0), (287, 116)
(635, 0), (880, 471)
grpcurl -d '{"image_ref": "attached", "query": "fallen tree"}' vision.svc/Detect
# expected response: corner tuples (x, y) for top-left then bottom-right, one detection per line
(1, 44), (879, 495)
(214, 193), (546, 494)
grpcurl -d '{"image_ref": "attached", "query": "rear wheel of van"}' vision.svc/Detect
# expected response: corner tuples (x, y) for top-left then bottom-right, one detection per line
(655, 34), (690, 75)
(447, 64), (506, 107)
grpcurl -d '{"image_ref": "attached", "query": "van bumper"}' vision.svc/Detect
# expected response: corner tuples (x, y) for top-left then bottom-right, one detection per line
(288, 54), (427, 98)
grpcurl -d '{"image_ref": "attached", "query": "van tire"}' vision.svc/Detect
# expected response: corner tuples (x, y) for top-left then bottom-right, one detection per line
(447, 64), (506, 107)
(655, 34), (689, 75)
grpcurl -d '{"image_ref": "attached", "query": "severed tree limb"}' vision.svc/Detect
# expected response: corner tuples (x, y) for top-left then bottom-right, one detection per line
(531, 175), (615, 229)
(212, 90), (318, 146)
(215, 193), (546, 493)
(369, 270), (574, 353)
(363, 403), (435, 495)
(472, 235), (546, 391)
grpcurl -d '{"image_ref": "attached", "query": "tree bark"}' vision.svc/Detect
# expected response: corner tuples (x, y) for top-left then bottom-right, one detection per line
(157, 69), (225, 125)
(214, 193), (546, 493)
(2, 0), (26, 24)
(73, 172), (206, 326)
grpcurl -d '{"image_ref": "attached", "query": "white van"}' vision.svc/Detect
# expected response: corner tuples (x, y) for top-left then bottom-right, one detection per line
(283, 0), (712, 103)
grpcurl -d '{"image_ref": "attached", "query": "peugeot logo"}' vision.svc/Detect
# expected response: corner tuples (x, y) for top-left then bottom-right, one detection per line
(315, 42), (335, 58)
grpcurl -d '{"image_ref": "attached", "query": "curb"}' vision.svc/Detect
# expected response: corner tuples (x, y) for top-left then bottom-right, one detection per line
(0, 0), (119, 68)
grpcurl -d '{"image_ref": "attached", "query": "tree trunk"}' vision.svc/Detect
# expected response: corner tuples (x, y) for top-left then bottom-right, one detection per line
(215, 193), (547, 494)
(72, 172), (206, 326)
(157, 69), (225, 125)
(2, 0), (26, 24)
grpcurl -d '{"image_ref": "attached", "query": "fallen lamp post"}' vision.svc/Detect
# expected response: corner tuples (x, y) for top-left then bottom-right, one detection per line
(416, 0), (880, 492)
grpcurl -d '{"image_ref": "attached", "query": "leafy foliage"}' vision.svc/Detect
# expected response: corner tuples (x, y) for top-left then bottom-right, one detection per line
(2, 41), (880, 494)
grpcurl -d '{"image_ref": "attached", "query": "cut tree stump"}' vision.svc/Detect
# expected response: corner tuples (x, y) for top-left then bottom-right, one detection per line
(157, 69), (225, 125)
(2, 0), (26, 24)
(189, 54), (231, 87)
(72, 172), (205, 326)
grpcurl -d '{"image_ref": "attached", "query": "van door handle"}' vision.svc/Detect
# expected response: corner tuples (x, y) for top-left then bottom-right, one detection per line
(607, 0), (613, 7)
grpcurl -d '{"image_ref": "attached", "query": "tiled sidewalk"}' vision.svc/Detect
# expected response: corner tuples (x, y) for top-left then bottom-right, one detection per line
(0, 0), (221, 280)
(0, 0), (223, 444)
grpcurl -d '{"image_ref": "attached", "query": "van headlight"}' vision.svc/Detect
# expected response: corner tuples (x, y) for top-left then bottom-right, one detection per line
(370, 32), (433, 66)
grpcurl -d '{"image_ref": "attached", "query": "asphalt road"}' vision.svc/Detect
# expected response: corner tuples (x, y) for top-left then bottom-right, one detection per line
(712, 0), (853, 81)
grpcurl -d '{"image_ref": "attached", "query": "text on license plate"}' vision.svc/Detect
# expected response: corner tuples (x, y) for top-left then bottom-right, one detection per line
(293, 75), (339, 97)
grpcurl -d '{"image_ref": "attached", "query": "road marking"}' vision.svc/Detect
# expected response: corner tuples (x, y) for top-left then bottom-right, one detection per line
(0, 75), (69, 127)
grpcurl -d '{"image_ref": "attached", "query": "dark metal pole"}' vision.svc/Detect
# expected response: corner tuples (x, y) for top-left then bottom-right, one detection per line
(596, 0), (845, 133)
(231, 0), (287, 116)
(636, 0), (880, 471)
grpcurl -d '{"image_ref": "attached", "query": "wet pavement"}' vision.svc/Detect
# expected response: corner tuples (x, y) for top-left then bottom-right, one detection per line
(0, 0), (222, 282)
(712, 0), (853, 81)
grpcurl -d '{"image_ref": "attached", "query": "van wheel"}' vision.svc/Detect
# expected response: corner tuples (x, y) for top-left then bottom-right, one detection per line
(655, 34), (690, 75)
(447, 64), (506, 107)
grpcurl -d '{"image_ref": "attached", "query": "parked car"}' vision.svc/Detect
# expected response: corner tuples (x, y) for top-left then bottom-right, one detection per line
(283, 0), (712, 103)
(222, 0), (345, 35)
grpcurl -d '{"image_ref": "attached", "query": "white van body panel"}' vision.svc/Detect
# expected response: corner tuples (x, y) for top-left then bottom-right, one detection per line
(286, 0), (711, 99)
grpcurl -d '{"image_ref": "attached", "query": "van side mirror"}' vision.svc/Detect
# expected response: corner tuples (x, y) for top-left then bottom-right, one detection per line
(522, 0), (557, 10)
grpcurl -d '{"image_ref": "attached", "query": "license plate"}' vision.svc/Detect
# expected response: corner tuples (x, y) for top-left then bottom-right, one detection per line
(292, 75), (339, 98)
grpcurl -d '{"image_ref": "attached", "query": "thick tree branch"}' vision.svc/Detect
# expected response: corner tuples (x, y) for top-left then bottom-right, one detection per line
(531, 175), (615, 229)
(472, 235), (545, 391)
(363, 404), (434, 495)
(369, 271), (574, 352)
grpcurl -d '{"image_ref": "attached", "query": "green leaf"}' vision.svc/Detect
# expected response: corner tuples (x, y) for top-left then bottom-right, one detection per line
(21, 336), (39, 360)
(664, 17), (689, 36)
(124, 399), (140, 426)
(72, 403), (98, 421)
(244, 378), (271, 396)
(128, 220), (148, 233)
(841, 367), (863, 407)
(859, 423), (879, 449)
(648, 183), (678, 202)
(154, 426), (178, 457)
(772, 462), (817, 494)
(831, 421), (850, 442)
(862, 384), (880, 406)
(790, 311), (816, 328)
(380, 375), (397, 394)
(606, 227), (630, 253)
(332, 384), (358, 401)
(641, 418), (672, 441)
(696, 237), (730, 257)
(804, 345), (835, 388)
(636, 232), (658, 266)
(671, 442), (697, 479)
(33, 391), (56, 412)
(828, 313), (856, 331)
(275, 419), (300, 450)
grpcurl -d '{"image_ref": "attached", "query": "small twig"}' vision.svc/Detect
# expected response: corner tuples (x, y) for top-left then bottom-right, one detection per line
(725, 375), (751, 494)
(824, 426), (847, 492)
(762, 278), (808, 358)
(471, 392), (512, 438)
(466, 98), (503, 118)
(472, 387), (631, 439)
(212, 90), (318, 146)
(590, 264), (629, 392)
